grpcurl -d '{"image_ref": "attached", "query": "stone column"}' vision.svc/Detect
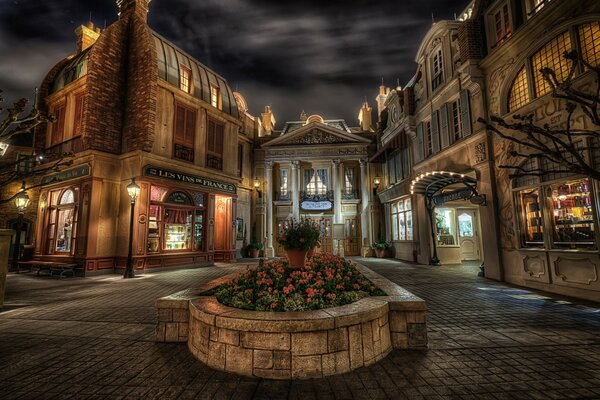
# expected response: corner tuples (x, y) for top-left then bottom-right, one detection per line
(265, 161), (275, 257)
(332, 159), (343, 255)
(291, 161), (300, 221)
(360, 159), (372, 256)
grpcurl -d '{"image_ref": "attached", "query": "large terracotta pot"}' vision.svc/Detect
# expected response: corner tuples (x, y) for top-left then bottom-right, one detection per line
(249, 248), (260, 258)
(285, 248), (309, 269)
(374, 248), (386, 258)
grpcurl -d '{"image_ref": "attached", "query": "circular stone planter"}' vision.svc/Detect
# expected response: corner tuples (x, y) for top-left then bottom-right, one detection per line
(156, 262), (428, 379)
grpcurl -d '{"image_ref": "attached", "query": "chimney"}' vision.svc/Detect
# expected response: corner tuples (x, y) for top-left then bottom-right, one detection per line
(261, 105), (276, 135)
(358, 102), (373, 132)
(375, 84), (388, 119)
(116, 0), (151, 21)
(75, 21), (100, 53)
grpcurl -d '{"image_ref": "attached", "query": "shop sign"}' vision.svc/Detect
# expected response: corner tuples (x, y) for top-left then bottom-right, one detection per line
(144, 166), (236, 194)
(432, 188), (475, 206)
(300, 200), (333, 211)
(41, 164), (91, 185)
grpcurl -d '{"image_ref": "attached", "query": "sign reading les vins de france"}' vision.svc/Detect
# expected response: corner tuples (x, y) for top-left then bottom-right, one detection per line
(144, 166), (236, 194)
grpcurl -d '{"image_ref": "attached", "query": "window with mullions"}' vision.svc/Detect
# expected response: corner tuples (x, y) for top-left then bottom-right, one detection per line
(344, 168), (355, 196)
(532, 31), (572, 98)
(451, 99), (462, 142)
(578, 22), (600, 68)
(431, 48), (444, 91)
(507, 66), (530, 112)
(494, 3), (511, 46)
(279, 169), (289, 199)
(180, 65), (192, 93)
(46, 188), (78, 255)
(516, 188), (544, 247)
(436, 208), (457, 246)
(304, 168), (328, 195)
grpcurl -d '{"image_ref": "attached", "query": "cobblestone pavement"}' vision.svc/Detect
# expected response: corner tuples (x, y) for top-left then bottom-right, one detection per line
(1, 258), (599, 400)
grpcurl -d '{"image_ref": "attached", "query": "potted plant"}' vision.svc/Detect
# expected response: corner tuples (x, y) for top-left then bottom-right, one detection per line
(277, 219), (321, 269)
(247, 223), (262, 258)
(372, 240), (391, 258)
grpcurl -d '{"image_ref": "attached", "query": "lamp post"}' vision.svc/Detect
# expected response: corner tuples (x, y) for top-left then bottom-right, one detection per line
(253, 177), (262, 198)
(372, 176), (381, 196)
(12, 185), (30, 270)
(123, 178), (140, 279)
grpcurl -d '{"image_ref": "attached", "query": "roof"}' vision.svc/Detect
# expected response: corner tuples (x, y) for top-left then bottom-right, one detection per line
(281, 119), (352, 135)
(49, 49), (90, 94)
(153, 32), (239, 119)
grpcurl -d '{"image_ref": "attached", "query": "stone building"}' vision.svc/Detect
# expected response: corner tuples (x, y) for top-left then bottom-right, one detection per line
(19, 0), (257, 274)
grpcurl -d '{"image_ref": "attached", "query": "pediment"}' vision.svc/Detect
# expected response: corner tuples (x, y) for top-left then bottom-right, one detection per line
(262, 122), (372, 148)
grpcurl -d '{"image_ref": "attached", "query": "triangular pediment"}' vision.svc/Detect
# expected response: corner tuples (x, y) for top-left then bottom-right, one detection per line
(262, 122), (372, 147)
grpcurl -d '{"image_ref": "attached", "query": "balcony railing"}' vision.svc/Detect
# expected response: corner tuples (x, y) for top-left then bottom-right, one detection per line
(42, 136), (84, 164)
(341, 189), (359, 200)
(173, 144), (194, 163)
(206, 154), (223, 170)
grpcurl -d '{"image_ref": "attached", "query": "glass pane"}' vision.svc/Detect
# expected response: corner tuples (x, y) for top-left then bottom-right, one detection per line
(436, 208), (456, 246)
(405, 198), (411, 211)
(280, 169), (288, 196)
(458, 213), (474, 237)
(56, 208), (74, 252)
(164, 208), (192, 250)
(392, 212), (399, 241)
(532, 31), (572, 98)
(148, 205), (160, 253)
(194, 210), (203, 251)
(50, 190), (60, 206)
(548, 179), (595, 248)
(406, 210), (413, 240)
(517, 188), (544, 247)
(150, 186), (168, 202)
(399, 213), (406, 240)
(60, 189), (74, 205)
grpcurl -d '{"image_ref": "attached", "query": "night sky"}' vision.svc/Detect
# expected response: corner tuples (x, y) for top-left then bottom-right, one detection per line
(0, 0), (466, 126)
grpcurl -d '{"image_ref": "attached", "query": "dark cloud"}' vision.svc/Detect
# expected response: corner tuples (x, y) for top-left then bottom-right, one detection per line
(0, 0), (466, 125)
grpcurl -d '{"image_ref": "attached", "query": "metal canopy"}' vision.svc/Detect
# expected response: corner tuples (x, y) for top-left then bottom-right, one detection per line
(410, 171), (477, 199)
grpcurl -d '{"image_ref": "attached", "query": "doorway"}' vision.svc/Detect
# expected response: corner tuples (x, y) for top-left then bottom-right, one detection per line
(458, 209), (481, 261)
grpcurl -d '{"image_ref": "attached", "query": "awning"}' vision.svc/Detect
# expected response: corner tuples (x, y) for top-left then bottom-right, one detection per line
(410, 170), (478, 203)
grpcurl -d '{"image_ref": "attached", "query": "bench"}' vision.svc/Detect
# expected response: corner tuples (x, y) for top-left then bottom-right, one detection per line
(17, 261), (79, 279)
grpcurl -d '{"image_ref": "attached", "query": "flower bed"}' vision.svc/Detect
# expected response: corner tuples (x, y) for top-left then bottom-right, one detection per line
(214, 254), (386, 312)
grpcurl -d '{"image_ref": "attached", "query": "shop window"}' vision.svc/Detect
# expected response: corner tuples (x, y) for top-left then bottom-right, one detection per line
(305, 168), (328, 196)
(431, 48), (444, 92)
(397, 198), (413, 241)
(46, 188), (78, 255)
(279, 169), (289, 199)
(51, 104), (66, 146)
(173, 103), (196, 162)
(150, 186), (168, 202)
(73, 93), (85, 137)
(451, 99), (462, 142)
(206, 118), (224, 170)
(180, 64), (191, 93)
(391, 203), (399, 241)
(210, 85), (220, 109)
(507, 66), (530, 112)
(547, 178), (595, 248)
(532, 31), (572, 98)
(578, 22), (600, 68)
(516, 188), (544, 247)
(436, 208), (456, 246)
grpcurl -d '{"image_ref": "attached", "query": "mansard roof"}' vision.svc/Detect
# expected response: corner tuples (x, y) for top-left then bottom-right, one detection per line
(153, 32), (239, 118)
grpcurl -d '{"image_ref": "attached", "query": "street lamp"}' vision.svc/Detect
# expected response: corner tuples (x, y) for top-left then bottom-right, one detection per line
(253, 177), (262, 198)
(12, 184), (30, 270)
(373, 175), (381, 196)
(123, 178), (140, 279)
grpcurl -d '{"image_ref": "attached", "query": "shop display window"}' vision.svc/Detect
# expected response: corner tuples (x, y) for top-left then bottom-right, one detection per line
(436, 208), (457, 246)
(147, 205), (160, 253)
(391, 203), (399, 240)
(391, 198), (412, 241)
(46, 187), (78, 255)
(547, 178), (595, 248)
(164, 209), (192, 250)
(516, 188), (544, 247)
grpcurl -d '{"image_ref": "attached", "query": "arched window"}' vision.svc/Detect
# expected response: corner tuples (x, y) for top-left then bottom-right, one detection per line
(46, 188), (78, 255)
(531, 31), (572, 97)
(507, 66), (530, 112)
(578, 21), (600, 67)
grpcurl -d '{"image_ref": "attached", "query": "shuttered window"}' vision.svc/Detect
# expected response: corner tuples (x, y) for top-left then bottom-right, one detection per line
(431, 110), (440, 154)
(206, 118), (224, 170)
(173, 103), (196, 162)
(439, 104), (450, 149)
(73, 93), (85, 137)
(460, 90), (472, 137)
(51, 104), (66, 146)
(416, 122), (425, 162)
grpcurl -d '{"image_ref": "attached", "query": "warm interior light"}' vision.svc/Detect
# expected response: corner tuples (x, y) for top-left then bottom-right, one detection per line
(558, 195), (567, 201)
(14, 190), (30, 213)
(127, 178), (141, 202)
(253, 177), (261, 189)
(373, 176), (381, 187)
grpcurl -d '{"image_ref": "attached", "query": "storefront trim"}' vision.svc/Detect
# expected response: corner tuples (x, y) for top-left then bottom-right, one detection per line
(144, 165), (237, 194)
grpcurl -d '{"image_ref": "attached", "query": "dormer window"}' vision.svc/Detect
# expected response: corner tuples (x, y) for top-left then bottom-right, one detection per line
(180, 65), (191, 93)
(210, 85), (220, 109)
(431, 48), (444, 92)
(526, 0), (550, 18)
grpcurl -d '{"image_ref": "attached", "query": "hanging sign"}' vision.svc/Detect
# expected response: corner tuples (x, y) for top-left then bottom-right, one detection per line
(41, 164), (91, 185)
(432, 188), (475, 206)
(144, 166), (236, 194)
(300, 200), (333, 211)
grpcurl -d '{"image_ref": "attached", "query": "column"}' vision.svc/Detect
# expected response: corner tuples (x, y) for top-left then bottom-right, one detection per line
(291, 161), (300, 221)
(265, 161), (275, 257)
(360, 159), (372, 256)
(332, 159), (343, 256)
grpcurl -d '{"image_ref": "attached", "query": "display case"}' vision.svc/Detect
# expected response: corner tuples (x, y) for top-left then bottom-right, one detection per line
(517, 188), (544, 247)
(549, 178), (595, 248)
(164, 224), (190, 250)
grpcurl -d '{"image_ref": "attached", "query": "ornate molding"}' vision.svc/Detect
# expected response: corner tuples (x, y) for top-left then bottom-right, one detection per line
(286, 130), (347, 145)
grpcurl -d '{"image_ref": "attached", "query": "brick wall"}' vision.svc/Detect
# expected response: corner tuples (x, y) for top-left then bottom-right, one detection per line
(458, 20), (484, 62)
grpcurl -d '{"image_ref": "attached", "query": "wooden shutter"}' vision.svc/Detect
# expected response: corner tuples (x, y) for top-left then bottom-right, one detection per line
(416, 122), (424, 162)
(51, 105), (65, 145)
(460, 90), (472, 137)
(431, 110), (440, 154)
(174, 104), (186, 143)
(207, 119), (216, 153)
(439, 103), (449, 149)
(73, 94), (85, 136)
(184, 108), (196, 146)
(215, 122), (224, 155)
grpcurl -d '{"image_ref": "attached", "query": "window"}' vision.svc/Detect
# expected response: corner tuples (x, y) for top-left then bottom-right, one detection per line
(516, 188), (544, 247)
(237, 143), (243, 177)
(507, 66), (530, 112)
(51, 104), (66, 146)
(344, 167), (355, 196)
(436, 208), (457, 246)
(279, 169), (289, 199)
(493, 4), (511, 46)
(578, 22), (600, 68)
(173, 103), (196, 162)
(206, 118), (224, 170)
(526, 0), (550, 17)
(431, 48), (444, 91)
(180, 65), (191, 93)
(16, 153), (34, 175)
(148, 188), (205, 253)
(46, 188), (78, 255)
(451, 99), (462, 142)
(391, 203), (399, 241)
(73, 93), (85, 136)
(305, 168), (328, 195)
(425, 121), (433, 157)
(391, 198), (413, 241)
(532, 31), (572, 97)
(210, 85), (220, 109)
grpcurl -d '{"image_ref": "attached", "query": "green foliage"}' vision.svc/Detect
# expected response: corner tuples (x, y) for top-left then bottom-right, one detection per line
(215, 254), (386, 312)
(277, 219), (321, 250)
(372, 240), (391, 249)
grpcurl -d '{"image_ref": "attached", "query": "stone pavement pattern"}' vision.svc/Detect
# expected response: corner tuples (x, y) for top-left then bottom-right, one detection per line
(0, 259), (599, 399)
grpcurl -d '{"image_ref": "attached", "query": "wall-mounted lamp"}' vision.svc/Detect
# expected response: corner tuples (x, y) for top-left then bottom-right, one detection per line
(373, 176), (381, 196)
(253, 177), (262, 198)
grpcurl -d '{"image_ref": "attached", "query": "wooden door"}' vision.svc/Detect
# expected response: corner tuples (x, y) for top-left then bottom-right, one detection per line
(343, 217), (360, 256)
(316, 217), (333, 254)
(458, 210), (481, 260)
